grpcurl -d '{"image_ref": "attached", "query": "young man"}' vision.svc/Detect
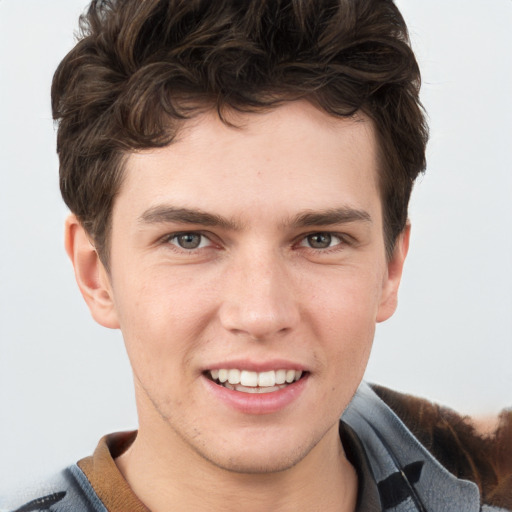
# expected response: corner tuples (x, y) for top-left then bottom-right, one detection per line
(2, 0), (511, 511)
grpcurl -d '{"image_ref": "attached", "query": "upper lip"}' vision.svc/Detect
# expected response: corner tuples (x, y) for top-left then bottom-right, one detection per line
(203, 359), (307, 372)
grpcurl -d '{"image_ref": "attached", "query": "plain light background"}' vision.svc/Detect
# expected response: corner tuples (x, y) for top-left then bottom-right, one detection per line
(1, 0), (511, 490)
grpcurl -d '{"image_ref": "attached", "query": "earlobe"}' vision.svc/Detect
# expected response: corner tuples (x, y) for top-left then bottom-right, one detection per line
(65, 214), (120, 329)
(376, 223), (411, 323)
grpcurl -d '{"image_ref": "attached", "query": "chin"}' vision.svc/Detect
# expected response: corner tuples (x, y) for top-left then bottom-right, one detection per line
(189, 428), (321, 476)
(202, 447), (307, 475)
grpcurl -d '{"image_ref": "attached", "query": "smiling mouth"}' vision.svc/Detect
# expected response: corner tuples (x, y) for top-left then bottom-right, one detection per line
(206, 369), (305, 394)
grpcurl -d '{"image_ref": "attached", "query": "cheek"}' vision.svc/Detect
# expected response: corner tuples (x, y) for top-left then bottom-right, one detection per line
(311, 281), (377, 407)
(306, 267), (383, 335)
(303, 268), (381, 376)
(111, 267), (217, 371)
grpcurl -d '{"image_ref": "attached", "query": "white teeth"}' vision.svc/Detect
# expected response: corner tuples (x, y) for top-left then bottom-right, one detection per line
(258, 371), (275, 387)
(227, 369), (241, 384)
(235, 384), (281, 394)
(209, 368), (304, 389)
(240, 370), (258, 387)
(285, 369), (296, 383)
(275, 369), (286, 385)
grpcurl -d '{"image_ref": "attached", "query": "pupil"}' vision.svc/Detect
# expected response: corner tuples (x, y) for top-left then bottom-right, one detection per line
(179, 234), (201, 249)
(308, 233), (331, 249)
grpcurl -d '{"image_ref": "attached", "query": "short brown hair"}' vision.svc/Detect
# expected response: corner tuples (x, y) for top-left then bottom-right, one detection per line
(52, 0), (428, 265)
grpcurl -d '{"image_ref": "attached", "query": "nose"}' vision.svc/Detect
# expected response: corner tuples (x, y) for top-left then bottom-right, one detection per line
(218, 249), (300, 341)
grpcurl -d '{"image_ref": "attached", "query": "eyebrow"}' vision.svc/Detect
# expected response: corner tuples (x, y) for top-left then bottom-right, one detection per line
(289, 207), (372, 228)
(139, 205), (372, 231)
(139, 206), (244, 231)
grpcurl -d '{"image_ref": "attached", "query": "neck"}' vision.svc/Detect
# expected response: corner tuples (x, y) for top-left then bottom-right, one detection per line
(116, 416), (358, 512)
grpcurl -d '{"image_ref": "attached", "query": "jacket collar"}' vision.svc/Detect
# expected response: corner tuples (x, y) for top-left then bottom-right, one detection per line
(342, 382), (481, 511)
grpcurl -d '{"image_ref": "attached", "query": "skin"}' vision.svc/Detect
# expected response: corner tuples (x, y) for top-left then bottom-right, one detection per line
(66, 101), (409, 512)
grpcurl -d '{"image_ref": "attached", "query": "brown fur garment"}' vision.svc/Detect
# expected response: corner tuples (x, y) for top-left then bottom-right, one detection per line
(371, 385), (512, 509)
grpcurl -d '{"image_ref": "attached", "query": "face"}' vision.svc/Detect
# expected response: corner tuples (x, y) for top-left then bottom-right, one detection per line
(77, 101), (407, 474)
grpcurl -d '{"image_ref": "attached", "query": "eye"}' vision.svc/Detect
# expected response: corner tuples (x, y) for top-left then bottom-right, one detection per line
(300, 232), (342, 249)
(168, 232), (211, 250)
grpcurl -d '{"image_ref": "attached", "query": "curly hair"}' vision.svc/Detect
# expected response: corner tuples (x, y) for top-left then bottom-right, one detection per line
(52, 0), (428, 266)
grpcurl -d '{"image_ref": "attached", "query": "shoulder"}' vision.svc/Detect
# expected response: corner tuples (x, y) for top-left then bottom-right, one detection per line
(371, 384), (512, 510)
(0, 465), (106, 512)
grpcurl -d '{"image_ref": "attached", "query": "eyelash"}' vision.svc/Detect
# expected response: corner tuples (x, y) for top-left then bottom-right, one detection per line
(164, 231), (214, 251)
(298, 232), (347, 251)
(162, 231), (351, 253)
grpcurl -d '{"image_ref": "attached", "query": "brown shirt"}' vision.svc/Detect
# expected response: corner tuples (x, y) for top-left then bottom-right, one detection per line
(78, 431), (150, 512)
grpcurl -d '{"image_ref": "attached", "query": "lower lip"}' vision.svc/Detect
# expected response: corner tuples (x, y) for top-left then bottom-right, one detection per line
(203, 374), (309, 415)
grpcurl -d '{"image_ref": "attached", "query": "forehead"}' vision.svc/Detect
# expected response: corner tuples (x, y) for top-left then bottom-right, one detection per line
(118, 101), (381, 223)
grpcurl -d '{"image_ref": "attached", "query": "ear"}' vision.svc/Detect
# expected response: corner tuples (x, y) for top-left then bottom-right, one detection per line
(65, 214), (120, 329)
(376, 223), (411, 323)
